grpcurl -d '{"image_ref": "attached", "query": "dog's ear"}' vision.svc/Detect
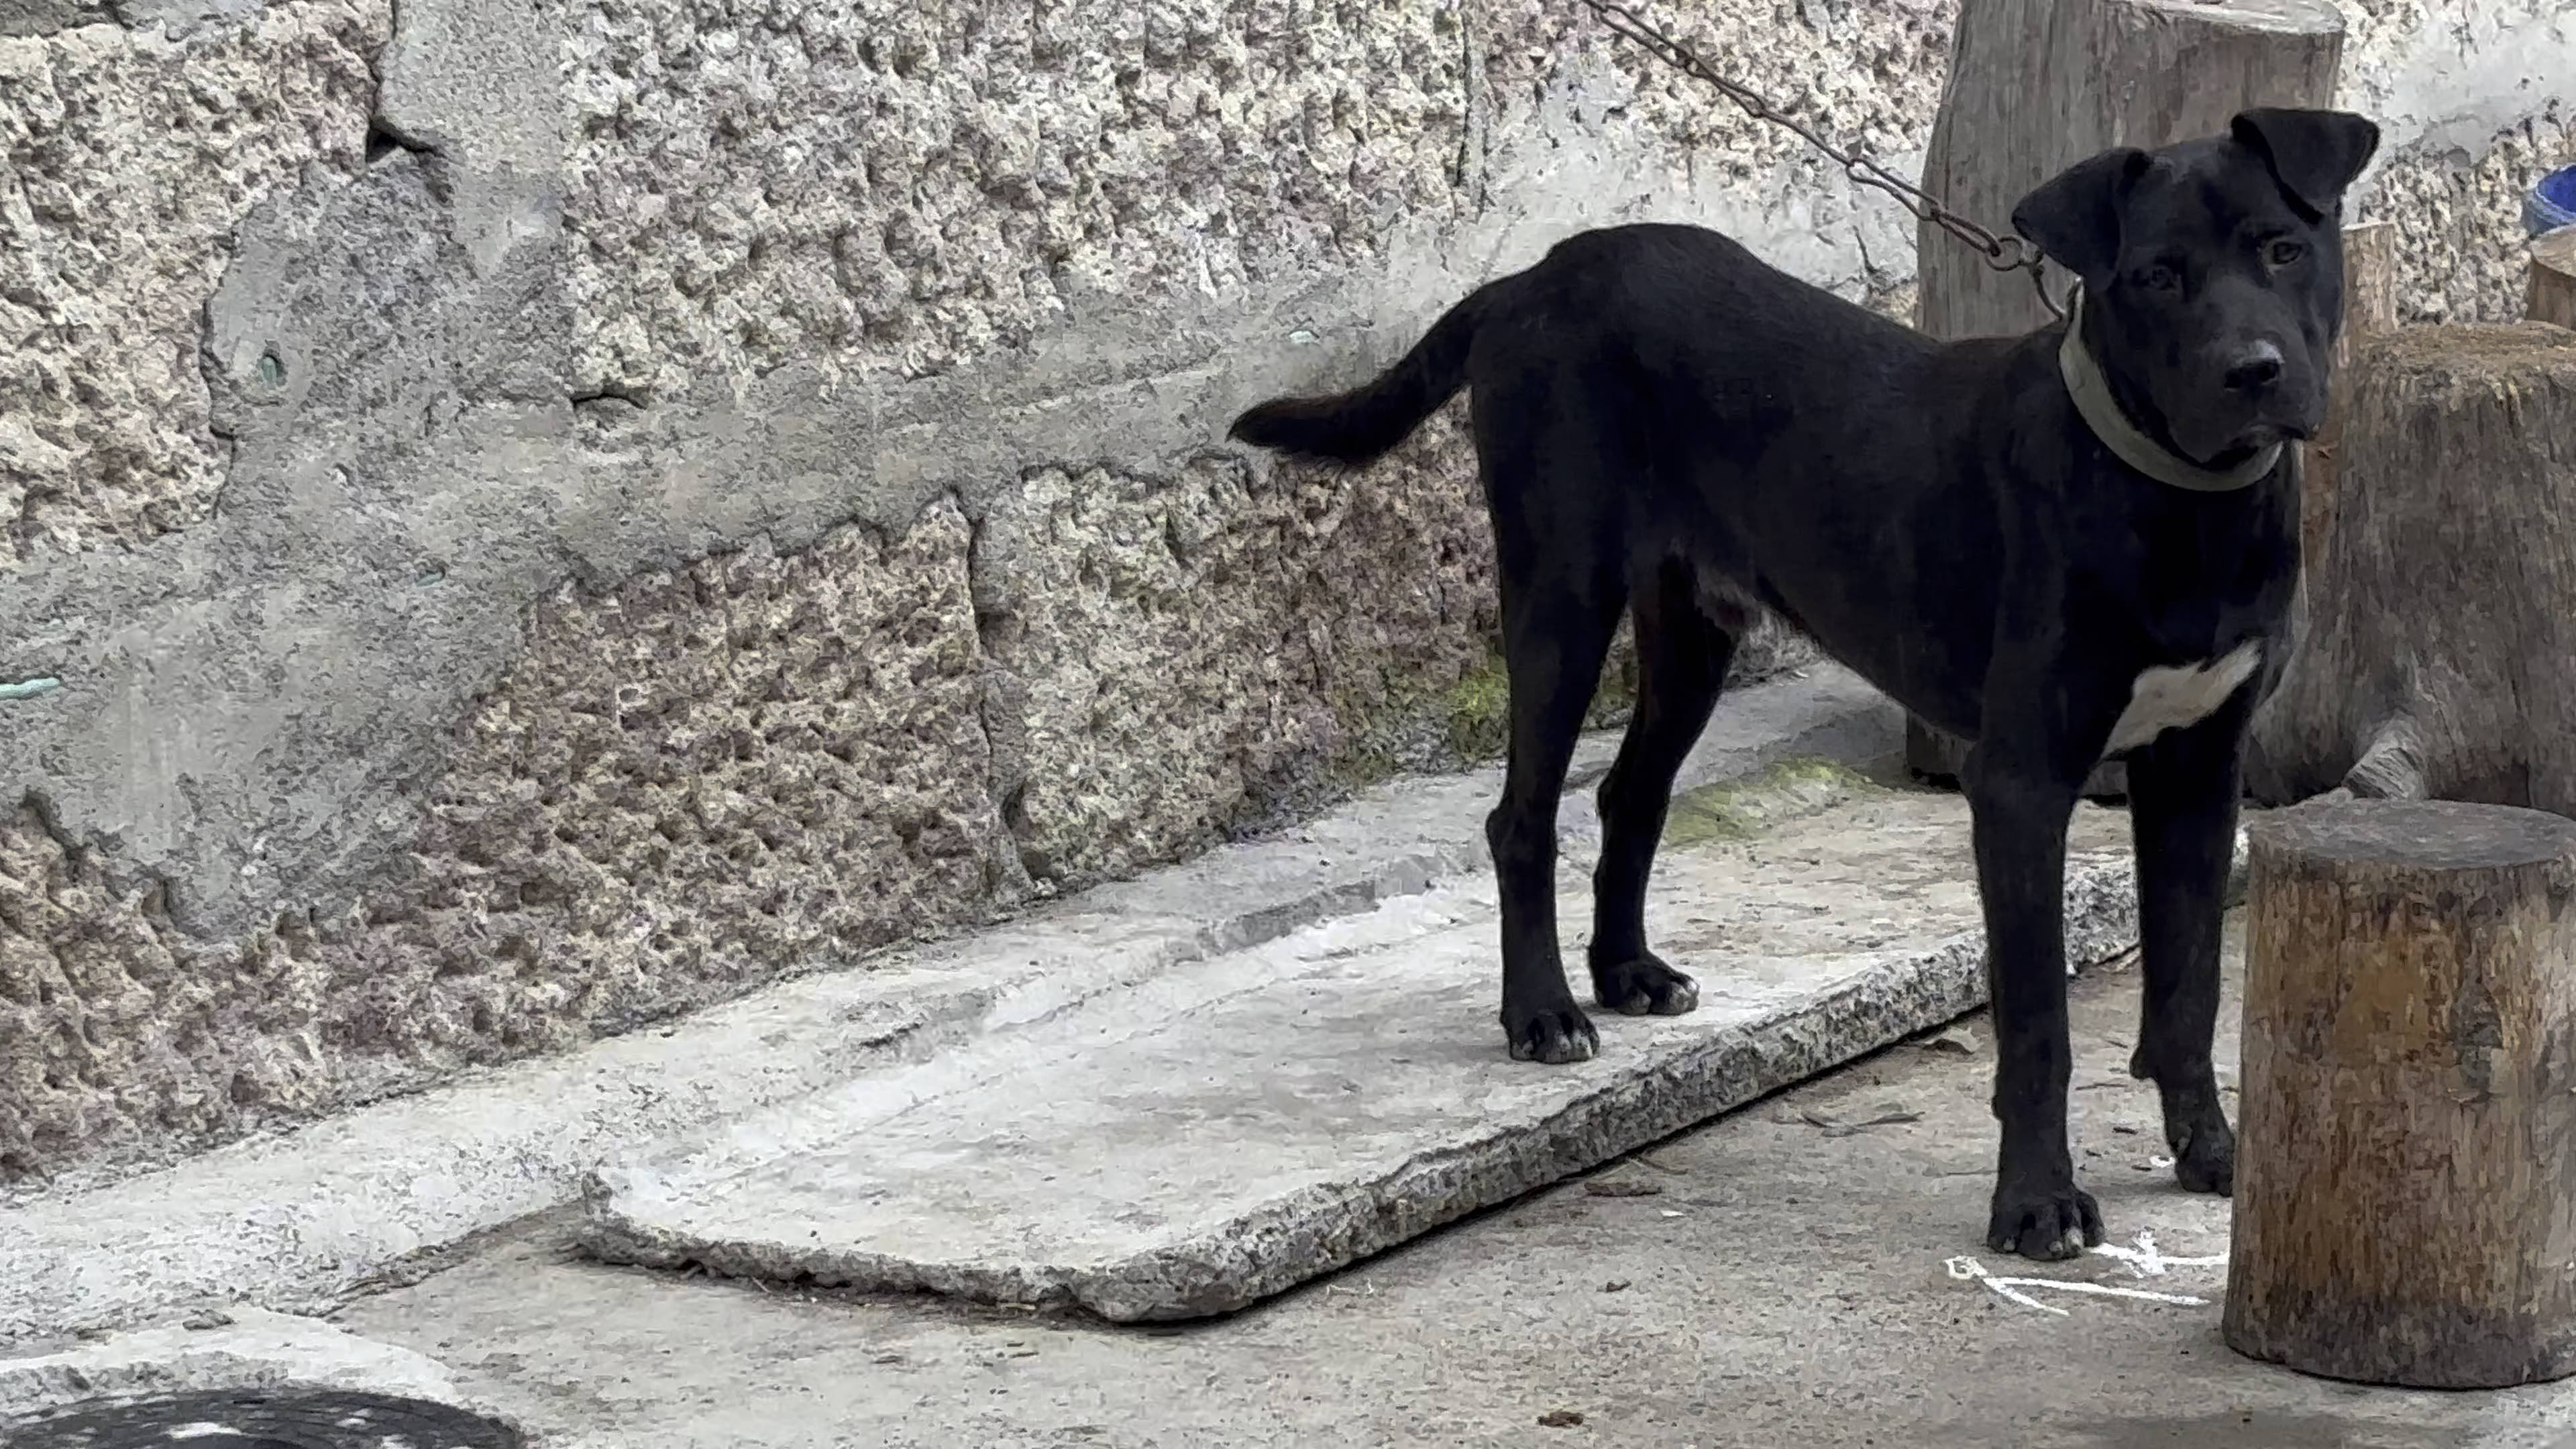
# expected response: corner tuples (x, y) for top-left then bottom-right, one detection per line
(2010, 147), (2153, 282)
(2230, 108), (2382, 219)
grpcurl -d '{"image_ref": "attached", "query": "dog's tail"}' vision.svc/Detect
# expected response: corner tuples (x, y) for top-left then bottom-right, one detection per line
(1227, 281), (1497, 466)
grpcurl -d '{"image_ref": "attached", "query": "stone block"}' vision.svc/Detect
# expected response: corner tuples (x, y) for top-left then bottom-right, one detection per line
(0, 0), (387, 568)
(975, 411), (1496, 886)
(564, 0), (1483, 398)
(0, 502), (1000, 1181)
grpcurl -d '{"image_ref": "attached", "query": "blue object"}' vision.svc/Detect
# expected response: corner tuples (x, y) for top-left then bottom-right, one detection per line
(0, 677), (62, 701)
(2529, 163), (2576, 238)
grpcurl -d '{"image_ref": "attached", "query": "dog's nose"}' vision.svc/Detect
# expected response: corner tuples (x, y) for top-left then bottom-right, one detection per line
(2225, 340), (2286, 394)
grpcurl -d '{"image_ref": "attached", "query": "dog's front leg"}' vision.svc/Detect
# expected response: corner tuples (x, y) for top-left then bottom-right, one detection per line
(2123, 696), (2251, 1197)
(1964, 704), (2114, 1261)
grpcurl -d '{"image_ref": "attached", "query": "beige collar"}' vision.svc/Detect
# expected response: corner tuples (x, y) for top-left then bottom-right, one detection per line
(2058, 287), (2284, 494)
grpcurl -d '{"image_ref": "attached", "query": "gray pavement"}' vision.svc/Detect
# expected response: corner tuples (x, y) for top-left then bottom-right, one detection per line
(330, 914), (2576, 1448)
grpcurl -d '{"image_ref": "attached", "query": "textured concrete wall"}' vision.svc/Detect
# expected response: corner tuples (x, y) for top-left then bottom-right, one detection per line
(1, 0), (2566, 1187)
(2339, 0), (2576, 320)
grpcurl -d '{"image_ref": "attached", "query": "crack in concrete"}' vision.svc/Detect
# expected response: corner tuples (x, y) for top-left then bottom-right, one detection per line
(959, 495), (1040, 900)
(363, 0), (443, 162)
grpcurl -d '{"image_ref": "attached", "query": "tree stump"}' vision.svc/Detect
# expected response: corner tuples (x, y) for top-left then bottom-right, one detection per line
(2300, 220), (2400, 566)
(1917, 0), (2346, 341)
(2244, 325), (2576, 814)
(2534, 227), (2576, 331)
(2226, 798), (2576, 1389)
(1906, 0), (2345, 794)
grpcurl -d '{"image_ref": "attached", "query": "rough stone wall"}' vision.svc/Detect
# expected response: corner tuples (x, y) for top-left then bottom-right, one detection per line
(565, 1), (1483, 396)
(1, 0), (2567, 1187)
(0, 0), (387, 566)
(977, 424), (1493, 885)
(388, 504), (1005, 1045)
(0, 504), (996, 1177)
(1474, 0), (1957, 313)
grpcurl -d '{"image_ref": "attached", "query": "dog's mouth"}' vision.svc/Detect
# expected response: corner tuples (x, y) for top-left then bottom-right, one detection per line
(2235, 419), (2313, 451)
(2179, 416), (2314, 468)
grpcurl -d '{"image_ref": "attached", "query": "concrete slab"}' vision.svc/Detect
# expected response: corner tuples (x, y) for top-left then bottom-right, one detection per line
(581, 765), (2171, 1322)
(0, 667), (1897, 1348)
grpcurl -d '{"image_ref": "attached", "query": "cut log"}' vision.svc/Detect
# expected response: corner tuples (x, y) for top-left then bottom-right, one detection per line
(2226, 798), (2576, 1389)
(2244, 325), (2576, 814)
(2300, 221), (2400, 566)
(1906, 0), (2346, 793)
(2534, 226), (2576, 330)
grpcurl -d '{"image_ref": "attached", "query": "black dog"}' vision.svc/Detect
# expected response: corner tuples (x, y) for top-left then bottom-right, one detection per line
(1229, 109), (2381, 1260)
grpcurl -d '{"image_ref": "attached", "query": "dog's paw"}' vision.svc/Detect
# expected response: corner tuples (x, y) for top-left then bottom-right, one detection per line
(1590, 954), (1701, 1017)
(2172, 1116), (2236, 1196)
(1986, 1179), (2104, 1262)
(1503, 1002), (1601, 1065)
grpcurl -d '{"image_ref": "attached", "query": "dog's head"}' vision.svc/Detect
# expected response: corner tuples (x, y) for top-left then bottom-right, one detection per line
(2010, 109), (2382, 468)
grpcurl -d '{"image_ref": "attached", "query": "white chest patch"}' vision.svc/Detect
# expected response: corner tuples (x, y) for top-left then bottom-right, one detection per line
(2103, 640), (2264, 756)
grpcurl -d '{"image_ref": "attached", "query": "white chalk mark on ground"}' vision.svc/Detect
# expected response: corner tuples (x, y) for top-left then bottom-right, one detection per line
(1947, 1232), (2227, 1316)
(2092, 1230), (2225, 1280)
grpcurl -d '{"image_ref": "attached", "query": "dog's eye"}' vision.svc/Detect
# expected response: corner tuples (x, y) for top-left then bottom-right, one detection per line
(2136, 264), (2181, 292)
(2265, 239), (2307, 267)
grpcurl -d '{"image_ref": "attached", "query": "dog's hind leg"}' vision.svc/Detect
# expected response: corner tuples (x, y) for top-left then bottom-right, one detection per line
(2123, 697), (2250, 1197)
(1479, 404), (1629, 1065)
(1587, 558), (1732, 1016)
(1486, 571), (1623, 1064)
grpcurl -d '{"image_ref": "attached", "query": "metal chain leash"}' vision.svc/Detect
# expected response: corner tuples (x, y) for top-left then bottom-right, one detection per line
(1570, 0), (2064, 319)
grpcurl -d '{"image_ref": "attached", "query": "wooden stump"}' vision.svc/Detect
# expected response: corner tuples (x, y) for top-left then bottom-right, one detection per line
(1917, 0), (2346, 340)
(2300, 220), (2400, 567)
(2226, 798), (2576, 1389)
(1905, 0), (2345, 792)
(2534, 226), (2576, 331)
(2244, 325), (2576, 814)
